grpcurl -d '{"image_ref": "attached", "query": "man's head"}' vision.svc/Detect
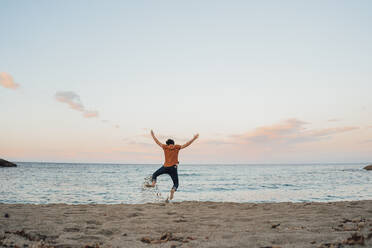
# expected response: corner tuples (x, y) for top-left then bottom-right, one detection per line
(166, 139), (175, 145)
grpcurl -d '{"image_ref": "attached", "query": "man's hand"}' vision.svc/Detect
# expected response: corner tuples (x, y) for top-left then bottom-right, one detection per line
(181, 133), (199, 149)
(151, 129), (163, 147)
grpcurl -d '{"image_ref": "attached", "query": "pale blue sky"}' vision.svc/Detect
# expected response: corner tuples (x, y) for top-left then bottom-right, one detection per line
(1, 1), (372, 163)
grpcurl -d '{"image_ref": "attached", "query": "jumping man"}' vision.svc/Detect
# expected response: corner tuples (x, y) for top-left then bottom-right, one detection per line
(146, 130), (199, 200)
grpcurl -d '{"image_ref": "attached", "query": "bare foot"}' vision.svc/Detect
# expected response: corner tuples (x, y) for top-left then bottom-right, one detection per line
(169, 189), (175, 200)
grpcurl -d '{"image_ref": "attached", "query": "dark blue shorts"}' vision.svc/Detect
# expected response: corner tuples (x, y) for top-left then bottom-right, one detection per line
(151, 165), (179, 191)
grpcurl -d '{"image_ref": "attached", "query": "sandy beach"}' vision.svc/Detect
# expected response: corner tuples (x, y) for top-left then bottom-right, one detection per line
(1, 200), (371, 248)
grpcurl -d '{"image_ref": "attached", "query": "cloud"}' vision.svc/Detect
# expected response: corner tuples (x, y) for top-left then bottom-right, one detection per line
(308, 127), (358, 137)
(201, 139), (234, 145)
(328, 118), (340, 122)
(231, 118), (307, 144)
(185, 119), (361, 162)
(228, 118), (359, 145)
(55, 91), (99, 118)
(83, 110), (99, 118)
(0, 72), (20, 89)
(124, 141), (153, 147)
(55, 91), (84, 111)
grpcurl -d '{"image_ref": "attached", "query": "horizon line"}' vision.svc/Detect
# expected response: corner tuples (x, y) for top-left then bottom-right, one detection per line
(10, 161), (371, 166)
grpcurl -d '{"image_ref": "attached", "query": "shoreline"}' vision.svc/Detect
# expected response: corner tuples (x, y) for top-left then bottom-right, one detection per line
(1, 200), (371, 247)
(1, 199), (372, 205)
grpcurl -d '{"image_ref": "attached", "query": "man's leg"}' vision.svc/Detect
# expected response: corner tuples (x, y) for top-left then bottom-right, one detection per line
(169, 188), (176, 200)
(146, 166), (166, 187)
(168, 166), (179, 200)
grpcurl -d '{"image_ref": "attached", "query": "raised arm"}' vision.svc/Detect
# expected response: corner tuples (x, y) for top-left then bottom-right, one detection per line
(151, 130), (163, 147)
(180, 134), (199, 149)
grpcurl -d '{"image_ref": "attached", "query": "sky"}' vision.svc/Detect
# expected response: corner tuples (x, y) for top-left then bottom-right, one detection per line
(1, 0), (372, 164)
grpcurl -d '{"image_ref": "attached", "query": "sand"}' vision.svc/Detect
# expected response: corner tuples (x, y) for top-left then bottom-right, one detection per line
(1, 200), (372, 248)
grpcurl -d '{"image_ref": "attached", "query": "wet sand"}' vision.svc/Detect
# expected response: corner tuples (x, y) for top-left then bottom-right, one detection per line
(1, 200), (372, 248)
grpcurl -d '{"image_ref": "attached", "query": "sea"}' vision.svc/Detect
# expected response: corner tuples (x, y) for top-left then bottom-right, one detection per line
(0, 162), (371, 204)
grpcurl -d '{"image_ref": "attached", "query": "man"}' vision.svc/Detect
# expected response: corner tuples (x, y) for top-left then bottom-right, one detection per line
(146, 130), (199, 200)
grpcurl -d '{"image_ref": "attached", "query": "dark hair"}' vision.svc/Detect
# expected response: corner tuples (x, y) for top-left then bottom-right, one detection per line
(166, 139), (175, 145)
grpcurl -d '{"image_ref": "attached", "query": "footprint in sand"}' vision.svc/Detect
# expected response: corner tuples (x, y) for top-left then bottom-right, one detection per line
(63, 227), (80, 232)
(86, 220), (102, 225)
(69, 235), (101, 241)
(174, 218), (187, 223)
(127, 212), (142, 218)
(222, 234), (234, 239)
(96, 229), (114, 236)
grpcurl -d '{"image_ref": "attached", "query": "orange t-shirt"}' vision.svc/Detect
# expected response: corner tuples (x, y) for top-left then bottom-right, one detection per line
(162, 144), (181, 167)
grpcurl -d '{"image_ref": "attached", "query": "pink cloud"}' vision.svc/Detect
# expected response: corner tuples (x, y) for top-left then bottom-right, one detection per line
(308, 127), (359, 137)
(231, 118), (308, 144)
(328, 118), (341, 122)
(83, 110), (99, 118)
(0, 72), (20, 89)
(181, 119), (361, 163)
(201, 139), (234, 145)
(225, 118), (359, 145)
(55, 91), (99, 118)
(55, 91), (84, 111)
(124, 141), (153, 147)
